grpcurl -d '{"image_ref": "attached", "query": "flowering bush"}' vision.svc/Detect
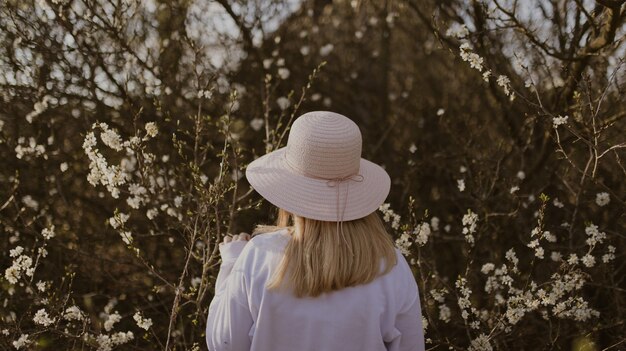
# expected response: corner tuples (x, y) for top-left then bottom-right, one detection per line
(1, 0), (624, 350)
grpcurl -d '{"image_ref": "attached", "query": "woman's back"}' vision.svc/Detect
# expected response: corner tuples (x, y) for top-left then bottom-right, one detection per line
(206, 228), (425, 351)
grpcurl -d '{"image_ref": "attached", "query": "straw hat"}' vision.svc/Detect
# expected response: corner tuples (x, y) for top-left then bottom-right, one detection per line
(245, 111), (390, 222)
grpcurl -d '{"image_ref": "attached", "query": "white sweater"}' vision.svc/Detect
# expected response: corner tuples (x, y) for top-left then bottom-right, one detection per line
(206, 228), (425, 351)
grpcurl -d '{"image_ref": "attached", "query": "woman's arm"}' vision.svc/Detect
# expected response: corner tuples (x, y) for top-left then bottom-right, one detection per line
(206, 234), (254, 351)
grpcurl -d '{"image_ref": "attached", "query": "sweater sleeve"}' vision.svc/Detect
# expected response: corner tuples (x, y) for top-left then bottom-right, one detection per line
(391, 253), (426, 351)
(394, 287), (425, 351)
(206, 241), (254, 351)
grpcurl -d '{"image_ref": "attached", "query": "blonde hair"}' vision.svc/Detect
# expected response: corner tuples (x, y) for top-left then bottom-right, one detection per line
(253, 208), (398, 298)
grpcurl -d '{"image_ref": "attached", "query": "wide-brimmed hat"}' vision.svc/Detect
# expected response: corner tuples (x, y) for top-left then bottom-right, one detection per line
(245, 111), (390, 222)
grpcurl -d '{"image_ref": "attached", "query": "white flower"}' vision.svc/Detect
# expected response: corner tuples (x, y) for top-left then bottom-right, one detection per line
(510, 186), (519, 194)
(552, 115), (568, 128)
(446, 24), (469, 38)
(462, 209), (478, 245)
(481, 263), (495, 274)
(602, 246), (616, 263)
(5, 254), (33, 284)
(482, 70), (492, 82)
(595, 192), (610, 207)
(197, 90), (212, 99)
(553, 198), (564, 208)
(174, 196), (183, 208)
(104, 311), (121, 332)
(100, 129), (123, 151)
(120, 231), (133, 245)
(33, 308), (55, 326)
(581, 254), (596, 268)
(319, 43), (334, 56)
(379, 203), (401, 230)
(430, 217), (439, 231)
(9, 246), (23, 257)
(409, 143), (417, 153)
(109, 213), (129, 229)
(584, 224), (606, 246)
(457, 179), (466, 192)
(551, 251), (562, 262)
(64, 305), (84, 321)
(276, 97), (290, 110)
(41, 225), (55, 240)
(534, 247), (545, 259)
(516, 171), (525, 180)
(146, 208), (158, 220)
(438, 304), (451, 322)
(133, 312), (153, 330)
(505, 248), (519, 267)
(468, 333), (492, 351)
(60, 162), (69, 172)
(145, 122), (158, 138)
(277, 68), (290, 79)
(250, 118), (264, 131)
(436, 108), (445, 116)
(13, 334), (29, 349)
(300, 46), (310, 56)
(414, 222), (431, 246)
(496, 75), (514, 100)
(459, 43), (484, 72)
(36, 280), (47, 292)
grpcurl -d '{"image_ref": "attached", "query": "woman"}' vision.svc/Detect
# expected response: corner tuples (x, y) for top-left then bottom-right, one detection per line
(206, 111), (425, 351)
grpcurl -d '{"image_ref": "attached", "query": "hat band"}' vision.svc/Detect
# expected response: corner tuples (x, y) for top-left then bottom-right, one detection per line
(282, 152), (364, 253)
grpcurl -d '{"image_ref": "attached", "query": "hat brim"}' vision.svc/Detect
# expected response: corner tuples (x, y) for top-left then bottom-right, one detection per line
(245, 147), (390, 221)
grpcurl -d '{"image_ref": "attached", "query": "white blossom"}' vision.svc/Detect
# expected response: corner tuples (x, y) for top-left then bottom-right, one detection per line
(459, 43), (484, 72)
(33, 308), (55, 326)
(41, 225), (55, 240)
(145, 122), (158, 138)
(481, 263), (495, 274)
(64, 305), (85, 321)
(133, 311), (153, 330)
(602, 246), (616, 263)
(276, 97), (290, 110)
(430, 217), (439, 231)
(379, 203), (401, 230)
(496, 75), (514, 100)
(595, 192), (610, 207)
(104, 311), (121, 332)
(146, 208), (158, 220)
(13, 334), (29, 349)
(277, 68), (290, 79)
(552, 115), (568, 128)
(250, 118), (264, 131)
(414, 222), (431, 246)
(120, 231), (133, 245)
(446, 24), (469, 38)
(438, 304), (451, 322)
(581, 254), (595, 268)
(584, 224), (606, 247)
(457, 179), (466, 192)
(100, 128), (123, 151)
(109, 213), (129, 229)
(468, 333), (493, 351)
(462, 209), (478, 245)
(319, 43), (334, 56)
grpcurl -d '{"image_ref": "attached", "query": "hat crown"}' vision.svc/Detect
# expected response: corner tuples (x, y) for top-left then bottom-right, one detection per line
(285, 111), (362, 179)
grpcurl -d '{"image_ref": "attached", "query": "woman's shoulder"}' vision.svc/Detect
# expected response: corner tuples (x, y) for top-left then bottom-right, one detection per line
(247, 227), (291, 253)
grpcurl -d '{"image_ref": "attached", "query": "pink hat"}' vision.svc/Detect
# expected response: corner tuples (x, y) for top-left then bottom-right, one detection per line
(245, 111), (391, 223)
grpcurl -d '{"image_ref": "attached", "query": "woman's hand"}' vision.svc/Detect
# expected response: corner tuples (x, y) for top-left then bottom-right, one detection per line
(220, 232), (251, 246)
